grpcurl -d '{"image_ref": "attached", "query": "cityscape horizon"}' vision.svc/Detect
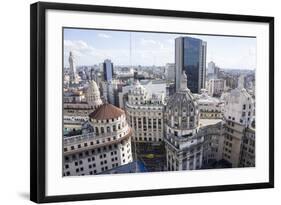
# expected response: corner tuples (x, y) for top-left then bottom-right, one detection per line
(63, 28), (256, 176)
(64, 28), (256, 70)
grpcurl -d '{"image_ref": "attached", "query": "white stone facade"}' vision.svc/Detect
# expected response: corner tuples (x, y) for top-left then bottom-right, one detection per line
(63, 105), (133, 176)
(125, 81), (165, 143)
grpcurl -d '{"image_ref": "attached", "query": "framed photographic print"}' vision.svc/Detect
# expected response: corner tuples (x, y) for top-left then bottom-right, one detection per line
(30, 1), (274, 203)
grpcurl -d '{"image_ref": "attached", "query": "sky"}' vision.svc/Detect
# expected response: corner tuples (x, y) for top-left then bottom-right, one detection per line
(64, 28), (256, 70)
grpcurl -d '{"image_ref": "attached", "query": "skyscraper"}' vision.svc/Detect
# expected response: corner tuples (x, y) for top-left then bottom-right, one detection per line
(175, 37), (207, 93)
(68, 51), (76, 82)
(103, 59), (114, 81)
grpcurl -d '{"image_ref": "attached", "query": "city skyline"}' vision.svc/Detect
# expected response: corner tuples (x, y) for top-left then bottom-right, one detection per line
(64, 28), (256, 70)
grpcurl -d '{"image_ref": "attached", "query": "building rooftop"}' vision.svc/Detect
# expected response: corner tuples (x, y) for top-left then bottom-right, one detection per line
(199, 118), (222, 127)
(89, 103), (124, 120)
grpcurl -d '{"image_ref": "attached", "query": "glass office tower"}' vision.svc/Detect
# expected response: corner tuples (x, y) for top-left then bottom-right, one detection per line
(103, 59), (114, 81)
(175, 37), (207, 93)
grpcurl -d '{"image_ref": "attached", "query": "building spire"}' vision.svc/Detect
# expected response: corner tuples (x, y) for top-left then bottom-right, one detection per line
(180, 71), (189, 91)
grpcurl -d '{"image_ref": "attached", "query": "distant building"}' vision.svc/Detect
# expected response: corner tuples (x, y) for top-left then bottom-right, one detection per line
(103, 59), (114, 81)
(207, 61), (220, 79)
(63, 80), (102, 134)
(165, 63), (175, 82)
(86, 80), (103, 109)
(175, 37), (207, 93)
(194, 89), (224, 119)
(69, 51), (77, 83)
(101, 80), (122, 106)
(207, 78), (226, 97)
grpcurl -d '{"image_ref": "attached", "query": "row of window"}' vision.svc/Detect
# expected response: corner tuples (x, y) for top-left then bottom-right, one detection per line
(135, 137), (162, 142)
(64, 133), (127, 152)
(64, 144), (119, 162)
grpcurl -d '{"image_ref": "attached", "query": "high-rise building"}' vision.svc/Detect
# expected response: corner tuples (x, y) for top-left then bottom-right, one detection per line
(103, 59), (114, 81)
(175, 37), (207, 93)
(69, 51), (77, 82)
(207, 61), (220, 79)
(165, 63), (175, 82)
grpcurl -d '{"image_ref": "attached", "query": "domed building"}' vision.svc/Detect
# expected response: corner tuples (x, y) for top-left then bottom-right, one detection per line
(164, 73), (204, 171)
(63, 80), (103, 135)
(63, 103), (133, 176)
(86, 80), (103, 109)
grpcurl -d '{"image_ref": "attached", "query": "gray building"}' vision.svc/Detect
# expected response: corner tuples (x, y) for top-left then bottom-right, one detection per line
(175, 37), (207, 93)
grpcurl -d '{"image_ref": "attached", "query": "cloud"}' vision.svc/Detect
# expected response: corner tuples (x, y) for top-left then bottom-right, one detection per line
(98, 33), (111, 39)
(64, 40), (95, 57)
(140, 38), (167, 50)
(64, 39), (132, 65)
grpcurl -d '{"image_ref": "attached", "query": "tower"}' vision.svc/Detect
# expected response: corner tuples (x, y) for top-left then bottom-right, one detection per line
(175, 37), (207, 93)
(164, 72), (203, 171)
(68, 51), (76, 82)
(103, 59), (114, 81)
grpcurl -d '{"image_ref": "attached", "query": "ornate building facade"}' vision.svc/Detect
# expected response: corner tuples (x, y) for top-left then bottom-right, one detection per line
(63, 103), (133, 176)
(64, 80), (102, 135)
(125, 81), (165, 143)
(164, 73), (204, 171)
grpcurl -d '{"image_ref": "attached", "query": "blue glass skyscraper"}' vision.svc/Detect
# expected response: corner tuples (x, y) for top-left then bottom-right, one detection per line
(103, 59), (114, 81)
(175, 37), (207, 93)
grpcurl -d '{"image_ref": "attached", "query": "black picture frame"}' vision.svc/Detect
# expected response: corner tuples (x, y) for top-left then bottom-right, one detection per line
(30, 1), (274, 203)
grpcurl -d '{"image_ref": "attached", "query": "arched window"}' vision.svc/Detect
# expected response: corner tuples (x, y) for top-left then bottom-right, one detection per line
(106, 126), (110, 133)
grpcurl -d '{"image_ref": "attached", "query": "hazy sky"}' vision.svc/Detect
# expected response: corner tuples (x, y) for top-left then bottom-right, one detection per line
(64, 28), (256, 70)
